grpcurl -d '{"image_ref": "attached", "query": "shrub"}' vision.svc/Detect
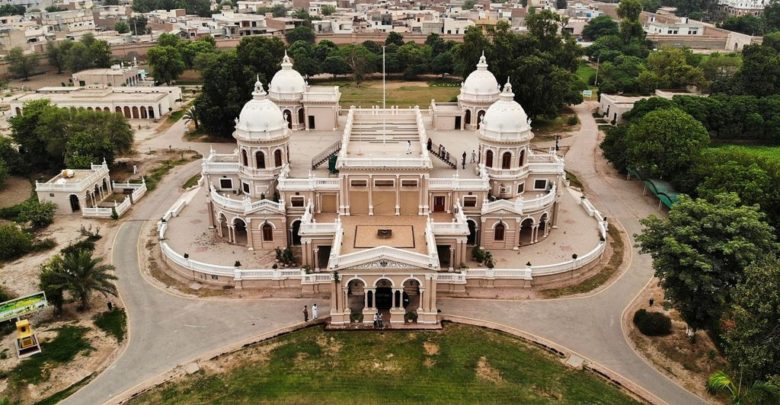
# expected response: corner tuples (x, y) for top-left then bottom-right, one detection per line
(31, 238), (56, 252)
(17, 200), (56, 229)
(633, 309), (672, 336)
(60, 239), (96, 255)
(349, 312), (363, 323)
(472, 246), (485, 263)
(110, 207), (118, 220)
(566, 115), (579, 126)
(404, 311), (418, 323)
(0, 224), (32, 260)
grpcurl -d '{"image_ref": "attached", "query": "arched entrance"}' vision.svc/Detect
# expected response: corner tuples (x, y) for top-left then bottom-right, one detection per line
(233, 218), (247, 245)
(464, 109), (471, 126)
(69, 194), (80, 212)
(518, 149), (525, 166)
(123, 106), (131, 118)
(298, 108), (305, 127)
(284, 110), (292, 129)
(290, 220), (301, 245)
(402, 278), (420, 315)
(501, 151), (511, 169)
(494, 222), (505, 241)
(274, 149), (283, 167)
(374, 278), (393, 310)
(132, 106), (139, 118)
(467, 219), (478, 246)
(485, 150), (493, 168)
(241, 149), (248, 166)
(477, 110), (485, 129)
(262, 222), (274, 241)
(347, 279), (366, 322)
(147, 106), (155, 118)
(255, 151), (265, 169)
(519, 218), (534, 246)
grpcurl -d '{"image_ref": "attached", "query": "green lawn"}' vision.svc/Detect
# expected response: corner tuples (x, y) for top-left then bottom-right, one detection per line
(318, 80), (460, 108)
(94, 309), (127, 343)
(710, 145), (780, 162)
(9, 326), (92, 387)
(129, 324), (638, 404)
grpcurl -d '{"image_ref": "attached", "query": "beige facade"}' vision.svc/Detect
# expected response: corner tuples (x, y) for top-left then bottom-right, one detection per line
(72, 65), (144, 87)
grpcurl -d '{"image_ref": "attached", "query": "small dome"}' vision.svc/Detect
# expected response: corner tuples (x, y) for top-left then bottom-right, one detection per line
(235, 79), (287, 134)
(269, 51), (306, 95)
(482, 79), (531, 134)
(460, 52), (500, 98)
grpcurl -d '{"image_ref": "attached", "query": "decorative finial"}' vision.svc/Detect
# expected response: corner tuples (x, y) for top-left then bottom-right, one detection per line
(477, 51), (487, 69)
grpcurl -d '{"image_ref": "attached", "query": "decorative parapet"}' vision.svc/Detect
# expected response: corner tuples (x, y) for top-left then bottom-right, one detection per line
(209, 186), (285, 215)
(481, 184), (558, 215)
(298, 201), (340, 236)
(35, 161), (109, 193)
(277, 164), (340, 192)
(202, 149), (240, 175)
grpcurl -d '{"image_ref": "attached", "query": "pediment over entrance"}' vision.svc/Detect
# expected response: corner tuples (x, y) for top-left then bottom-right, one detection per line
(338, 246), (436, 271)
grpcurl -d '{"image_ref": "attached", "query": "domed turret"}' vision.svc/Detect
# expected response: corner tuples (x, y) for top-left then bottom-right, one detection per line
(268, 51), (306, 100)
(234, 78), (288, 137)
(459, 52), (500, 102)
(481, 78), (531, 136)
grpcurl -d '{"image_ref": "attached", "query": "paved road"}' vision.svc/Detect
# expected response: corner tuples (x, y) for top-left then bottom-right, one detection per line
(439, 102), (705, 404)
(66, 103), (704, 404)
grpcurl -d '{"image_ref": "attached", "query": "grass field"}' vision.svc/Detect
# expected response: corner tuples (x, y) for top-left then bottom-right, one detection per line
(318, 80), (460, 108)
(710, 145), (780, 162)
(129, 324), (638, 404)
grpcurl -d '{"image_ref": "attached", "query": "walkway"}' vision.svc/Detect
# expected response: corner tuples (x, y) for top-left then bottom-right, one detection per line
(65, 102), (705, 405)
(439, 101), (705, 404)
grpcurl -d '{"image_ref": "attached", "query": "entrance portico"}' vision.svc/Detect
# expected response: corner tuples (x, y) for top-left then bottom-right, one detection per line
(330, 255), (438, 327)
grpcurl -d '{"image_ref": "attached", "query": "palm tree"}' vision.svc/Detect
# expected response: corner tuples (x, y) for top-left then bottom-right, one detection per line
(183, 105), (199, 130)
(708, 371), (780, 405)
(52, 250), (118, 311)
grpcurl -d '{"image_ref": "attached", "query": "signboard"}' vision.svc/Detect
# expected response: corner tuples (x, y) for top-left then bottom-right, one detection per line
(582, 89), (593, 98)
(0, 292), (47, 323)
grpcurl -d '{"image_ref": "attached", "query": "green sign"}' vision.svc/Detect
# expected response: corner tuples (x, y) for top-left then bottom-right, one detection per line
(582, 89), (593, 98)
(0, 292), (47, 323)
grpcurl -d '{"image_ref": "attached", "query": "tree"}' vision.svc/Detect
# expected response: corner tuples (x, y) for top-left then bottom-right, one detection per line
(235, 35), (286, 82)
(701, 53), (742, 92)
(195, 51), (254, 138)
(598, 55), (656, 94)
(288, 40), (319, 77)
(707, 371), (780, 404)
(285, 26), (315, 44)
(45, 250), (117, 311)
(46, 40), (71, 74)
(720, 15), (766, 35)
(147, 45), (185, 84)
(321, 55), (349, 77)
(766, 0), (780, 33)
(320, 4), (335, 15)
(7, 47), (38, 80)
(0, 4), (25, 16)
(129, 15), (148, 35)
(637, 193), (777, 332)
(0, 158), (7, 189)
(738, 43), (780, 97)
(385, 32), (404, 46)
(183, 105), (199, 130)
(181, 38), (216, 68)
(157, 32), (180, 47)
(582, 15), (620, 41)
(617, 0), (645, 44)
(40, 257), (66, 314)
(271, 4), (287, 17)
(625, 108), (709, 178)
(724, 257), (780, 383)
(339, 45), (376, 84)
(647, 47), (706, 89)
(114, 21), (130, 34)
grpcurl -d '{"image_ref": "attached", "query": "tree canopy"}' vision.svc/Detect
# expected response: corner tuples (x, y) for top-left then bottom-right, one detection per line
(637, 193), (777, 331)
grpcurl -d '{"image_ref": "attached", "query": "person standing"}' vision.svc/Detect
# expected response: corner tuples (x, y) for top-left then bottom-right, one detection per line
(427, 138), (432, 151)
(471, 149), (476, 163)
(303, 305), (309, 322)
(406, 140), (412, 155)
(462, 151), (466, 169)
(312, 303), (319, 319)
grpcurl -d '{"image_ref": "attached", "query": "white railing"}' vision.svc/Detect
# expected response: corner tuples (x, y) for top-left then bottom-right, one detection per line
(430, 203), (469, 236)
(581, 196), (608, 239)
(132, 183), (147, 201)
(202, 160), (240, 174)
(35, 162), (109, 193)
(277, 170), (340, 191)
(82, 207), (113, 218)
(338, 156), (431, 168)
(424, 221), (441, 269)
(482, 185), (557, 215)
(327, 222), (344, 269)
(302, 273), (334, 284)
(298, 200), (340, 235)
(528, 162), (565, 175)
(114, 196), (132, 216)
(484, 165), (530, 179)
(209, 187), (284, 214)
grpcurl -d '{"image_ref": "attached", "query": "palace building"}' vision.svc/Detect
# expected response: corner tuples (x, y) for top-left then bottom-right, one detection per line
(197, 54), (569, 326)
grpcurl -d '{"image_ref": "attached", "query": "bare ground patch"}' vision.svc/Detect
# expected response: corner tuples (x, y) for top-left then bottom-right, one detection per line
(476, 356), (503, 384)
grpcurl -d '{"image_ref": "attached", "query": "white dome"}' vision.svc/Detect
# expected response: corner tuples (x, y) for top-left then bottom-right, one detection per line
(460, 52), (500, 99)
(482, 79), (531, 134)
(235, 80), (287, 134)
(269, 52), (306, 95)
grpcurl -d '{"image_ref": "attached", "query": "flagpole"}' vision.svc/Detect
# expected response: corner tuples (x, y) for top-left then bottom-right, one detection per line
(383, 45), (386, 144)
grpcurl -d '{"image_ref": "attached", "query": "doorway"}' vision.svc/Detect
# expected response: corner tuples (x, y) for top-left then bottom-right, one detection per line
(455, 116), (461, 130)
(308, 115), (315, 129)
(69, 194), (80, 212)
(375, 279), (393, 310)
(433, 196), (445, 212)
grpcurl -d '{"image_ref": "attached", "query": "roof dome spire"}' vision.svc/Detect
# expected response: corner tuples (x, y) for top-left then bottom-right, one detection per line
(500, 77), (514, 100)
(281, 50), (293, 69)
(252, 75), (267, 100)
(477, 50), (488, 70)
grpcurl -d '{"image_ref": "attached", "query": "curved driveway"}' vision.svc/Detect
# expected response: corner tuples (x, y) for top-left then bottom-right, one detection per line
(65, 104), (704, 404)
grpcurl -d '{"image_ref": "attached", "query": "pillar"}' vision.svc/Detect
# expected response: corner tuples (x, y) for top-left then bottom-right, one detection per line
(313, 247), (319, 271)
(368, 175), (373, 215)
(207, 200), (215, 228)
(246, 218), (254, 250)
(228, 225), (235, 243)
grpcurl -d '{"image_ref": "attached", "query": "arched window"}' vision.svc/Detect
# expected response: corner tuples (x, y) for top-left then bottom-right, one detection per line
(274, 149), (283, 167)
(255, 151), (265, 169)
(502, 151), (511, 169)
(494, 222), (505, 241)
(465, 109), (471, 125)
(518, 149), (525, 166)
(485, 150), (493, 168)
(262, 223), (273, 241)
(241, 149), (248, 166)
